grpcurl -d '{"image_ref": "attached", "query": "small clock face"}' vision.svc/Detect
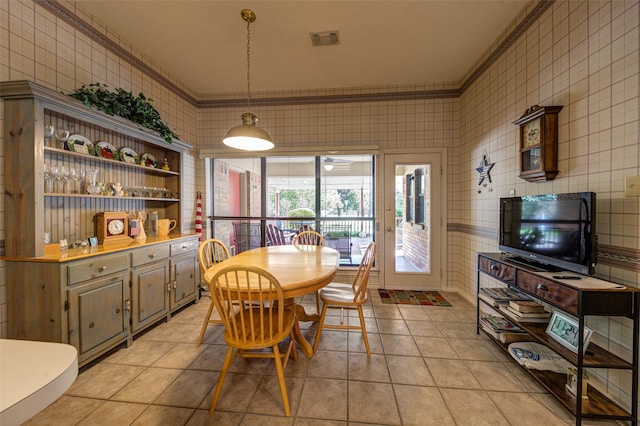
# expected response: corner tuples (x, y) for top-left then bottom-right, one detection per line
(107, 219), (125, 236)
(523, 118), (541, 148)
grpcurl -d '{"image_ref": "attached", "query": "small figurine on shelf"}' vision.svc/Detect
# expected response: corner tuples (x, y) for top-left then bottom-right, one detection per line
(112, 182), (124, 197)
(133, 211), (147, 244)
(161, 157), (170, 171)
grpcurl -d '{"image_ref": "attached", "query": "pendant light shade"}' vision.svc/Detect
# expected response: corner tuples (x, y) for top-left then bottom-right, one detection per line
(223, 112), (274, 151)
(223, 9), (274, 151)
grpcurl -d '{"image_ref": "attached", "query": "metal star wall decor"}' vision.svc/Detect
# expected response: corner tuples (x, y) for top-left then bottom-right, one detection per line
(476, 152), (495, 185)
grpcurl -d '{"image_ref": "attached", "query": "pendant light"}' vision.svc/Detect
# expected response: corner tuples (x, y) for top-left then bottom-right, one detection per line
(223, 9), (274, 151)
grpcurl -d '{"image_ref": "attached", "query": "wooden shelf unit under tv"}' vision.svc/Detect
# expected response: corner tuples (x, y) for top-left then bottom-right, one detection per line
(476, 253), (639, 426)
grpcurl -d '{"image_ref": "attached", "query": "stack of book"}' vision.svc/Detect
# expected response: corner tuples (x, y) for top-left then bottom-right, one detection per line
(501, 300), (551, 323)
(480, 315), (530, 343)
(478, 287), (533, 307)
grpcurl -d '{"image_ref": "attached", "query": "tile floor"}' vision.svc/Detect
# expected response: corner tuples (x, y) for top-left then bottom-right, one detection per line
(25, 291), (623, 425)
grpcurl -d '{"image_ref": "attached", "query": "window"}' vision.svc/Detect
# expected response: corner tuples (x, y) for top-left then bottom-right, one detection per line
(414, 167), (425, 224)
(405, 173), (414, 223)
(211, 155), (375, 265)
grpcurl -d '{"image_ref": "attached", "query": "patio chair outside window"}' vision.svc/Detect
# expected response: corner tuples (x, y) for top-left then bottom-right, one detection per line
(232, 222), (261, 254)
(323, 224), (352, 263)
(266, 223), (289, 246)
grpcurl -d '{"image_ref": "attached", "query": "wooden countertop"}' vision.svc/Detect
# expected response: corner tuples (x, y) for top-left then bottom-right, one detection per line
(3, 234), (198, 263)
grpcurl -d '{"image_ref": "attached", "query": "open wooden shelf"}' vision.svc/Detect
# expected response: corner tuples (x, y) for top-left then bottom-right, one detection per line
(481, 329), (632, 419)
(45, 146), (180, 176)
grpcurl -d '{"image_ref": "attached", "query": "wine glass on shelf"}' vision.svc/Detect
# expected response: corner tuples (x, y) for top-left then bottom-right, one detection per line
(86, 168), (99, 194)
(44, 164), (54, 193)
(44, 125), (55, 147)
(72, 168), (85, 194)
(59, 166), (70, 193)
(70, 168), (81, 193)
(55, 128), (69, 150)
(49, 166), (60, 193)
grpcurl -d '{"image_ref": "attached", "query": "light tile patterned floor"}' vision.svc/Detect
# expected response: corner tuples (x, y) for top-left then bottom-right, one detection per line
(24, 291), (621, 425)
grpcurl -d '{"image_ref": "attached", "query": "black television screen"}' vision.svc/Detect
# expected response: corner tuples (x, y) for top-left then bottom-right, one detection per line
(499, 192), (597, 275)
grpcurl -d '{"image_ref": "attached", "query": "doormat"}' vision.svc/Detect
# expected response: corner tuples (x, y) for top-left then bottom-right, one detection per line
(377, 289), (452, 306)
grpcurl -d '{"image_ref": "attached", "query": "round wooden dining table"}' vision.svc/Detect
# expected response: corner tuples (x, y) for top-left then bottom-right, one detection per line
(203, 245), (340, 358)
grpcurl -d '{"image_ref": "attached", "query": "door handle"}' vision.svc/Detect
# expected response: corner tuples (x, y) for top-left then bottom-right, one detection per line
(386, 226), (393, 232)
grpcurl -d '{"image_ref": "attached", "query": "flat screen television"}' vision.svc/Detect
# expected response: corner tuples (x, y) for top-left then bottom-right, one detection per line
(499, 192), (597, 276)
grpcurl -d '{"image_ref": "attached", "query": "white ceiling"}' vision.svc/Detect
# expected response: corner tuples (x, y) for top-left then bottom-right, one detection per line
(74, 1), (527, 97)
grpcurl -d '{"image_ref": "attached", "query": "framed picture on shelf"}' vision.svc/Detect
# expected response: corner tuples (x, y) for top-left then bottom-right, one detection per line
(546, 311), (593, 354)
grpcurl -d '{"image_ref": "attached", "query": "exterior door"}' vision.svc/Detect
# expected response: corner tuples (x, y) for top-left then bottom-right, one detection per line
(383, 153), (443, 289)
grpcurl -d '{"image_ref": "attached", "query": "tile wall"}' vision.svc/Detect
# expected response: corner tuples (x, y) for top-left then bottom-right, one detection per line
(459, 7), (639, 411)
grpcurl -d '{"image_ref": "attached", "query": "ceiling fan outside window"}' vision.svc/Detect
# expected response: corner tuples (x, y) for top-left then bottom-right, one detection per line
(323, 157), (353, 171)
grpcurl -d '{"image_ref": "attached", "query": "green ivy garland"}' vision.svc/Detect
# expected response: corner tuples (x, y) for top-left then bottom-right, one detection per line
(68, 83), (179, 144)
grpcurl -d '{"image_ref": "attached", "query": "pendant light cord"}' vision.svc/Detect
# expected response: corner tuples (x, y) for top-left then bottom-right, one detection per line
(246, 18), (252, 113)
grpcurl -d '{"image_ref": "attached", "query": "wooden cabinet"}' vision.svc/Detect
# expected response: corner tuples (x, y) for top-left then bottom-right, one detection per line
(68, 270), (129, 365)
(477, 253), (639, 425)
(513, 105), (562, 182)
(2, 80), (198, 367)
(131, 244), (170, 333)
(6, 237), (198, 367)
(170, 237), (199, 311)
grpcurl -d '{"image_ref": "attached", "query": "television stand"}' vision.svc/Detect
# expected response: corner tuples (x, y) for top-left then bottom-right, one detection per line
(504, 255), (563, 272)
(477, 253), (639, 426)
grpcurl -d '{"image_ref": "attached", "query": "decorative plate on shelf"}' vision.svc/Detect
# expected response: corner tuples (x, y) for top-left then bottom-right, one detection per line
(140, 153), (157, 168)
(67, 134), (95, 155)
(95, 141), (120, 160)
(119, 147), (139, 165)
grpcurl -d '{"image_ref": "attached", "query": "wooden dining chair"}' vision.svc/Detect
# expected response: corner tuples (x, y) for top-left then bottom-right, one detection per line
(292, 230), (326, 312)
(313, 241), (376, 357)
(208, 265), (297, 416)
(196, 238), (230, 346)
(292, 229), (325, 247)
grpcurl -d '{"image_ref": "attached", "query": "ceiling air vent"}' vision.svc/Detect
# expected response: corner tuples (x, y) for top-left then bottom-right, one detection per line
(310, 31), (340, 47)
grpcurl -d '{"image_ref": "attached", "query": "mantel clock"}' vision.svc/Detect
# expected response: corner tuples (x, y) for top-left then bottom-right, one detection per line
(96, 212), (133, 244)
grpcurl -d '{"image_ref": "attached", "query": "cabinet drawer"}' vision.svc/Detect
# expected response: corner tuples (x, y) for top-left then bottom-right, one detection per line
(478, 256), (515, 284)
(68, 254), (129, 285)
(516, 270), (578, 314)
(132, 244), (170, 267)
(170, 238), (198, 256)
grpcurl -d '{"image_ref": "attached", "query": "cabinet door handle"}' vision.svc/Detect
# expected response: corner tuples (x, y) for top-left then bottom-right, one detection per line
(149, 253), (156, 259)
(490, 264), (498, 271)
(173, 281), (177, 289)
(537, 283), (548, 291)
(99, 266), (108, 272)
(167, 282), (172, 292)
(89, 322), (95, 328)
